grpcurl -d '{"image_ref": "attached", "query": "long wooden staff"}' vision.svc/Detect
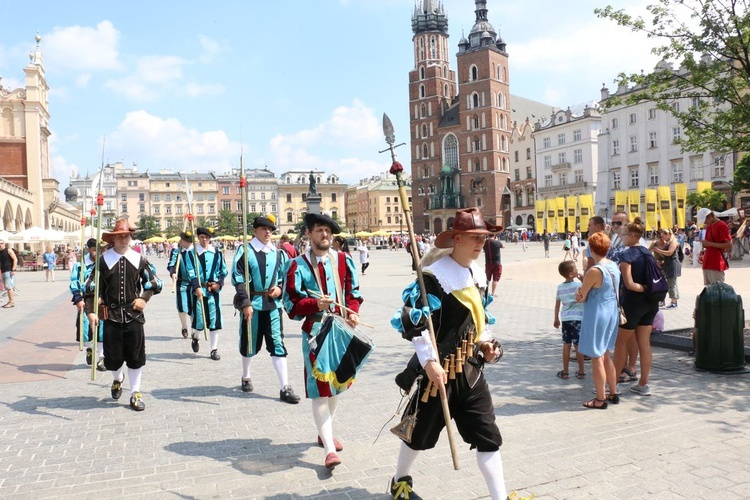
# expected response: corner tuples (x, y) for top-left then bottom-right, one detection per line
(78, 206), (87, 352)
(184, 176), (209, 341)
(171, 216), (190, 294)
(380, 113), (460, 470)
(239, 152), (252, 350)
(90, 142), (106, 381)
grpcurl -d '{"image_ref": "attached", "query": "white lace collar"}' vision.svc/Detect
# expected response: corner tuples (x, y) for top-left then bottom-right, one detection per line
(306, 248), (330, 263)
(102, 248), (141, 270)
(251, 238), (274, 254)
(84, 253), (94, 267)
(424, 255), (487, 294)
(196, 243), (214, 255)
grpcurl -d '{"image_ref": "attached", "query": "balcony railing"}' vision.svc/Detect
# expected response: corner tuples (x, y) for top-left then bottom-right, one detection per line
(550, 162), (571, 171)
(537, 181), (589, 194)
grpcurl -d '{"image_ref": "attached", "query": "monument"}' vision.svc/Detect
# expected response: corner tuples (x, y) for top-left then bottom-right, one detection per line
(305, 170), (322, 216)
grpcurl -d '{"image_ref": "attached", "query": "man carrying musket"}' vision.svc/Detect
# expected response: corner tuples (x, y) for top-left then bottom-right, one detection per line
(232, 215), (300, 403)
(283, 212), (363, 470)
(389, 207), (507, 499)
(190, 226), (228, 360)
(167, 230), (197, 339)
(70, 238), (106, 371)
(86, 219), (163, 411)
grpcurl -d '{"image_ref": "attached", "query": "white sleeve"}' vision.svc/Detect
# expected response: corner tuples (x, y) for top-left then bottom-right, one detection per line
(411, 331), (437, 367)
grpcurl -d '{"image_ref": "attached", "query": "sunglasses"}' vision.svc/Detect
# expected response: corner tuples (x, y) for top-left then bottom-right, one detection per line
(611, 221), (623, 226)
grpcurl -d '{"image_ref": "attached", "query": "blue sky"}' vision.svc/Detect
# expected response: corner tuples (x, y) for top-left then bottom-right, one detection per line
(0, 0), (659, 190)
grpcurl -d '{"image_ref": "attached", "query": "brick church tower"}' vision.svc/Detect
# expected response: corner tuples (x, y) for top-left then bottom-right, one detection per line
(409, 0), (511, 234)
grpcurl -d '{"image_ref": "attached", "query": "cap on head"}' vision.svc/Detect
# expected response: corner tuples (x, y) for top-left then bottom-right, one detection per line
(304, 213), (341, 234)
(696, 207), (713, 225)
(433, 207), (503, 248)
(253, 215), (277, 231)
(196, 227), (214, 237)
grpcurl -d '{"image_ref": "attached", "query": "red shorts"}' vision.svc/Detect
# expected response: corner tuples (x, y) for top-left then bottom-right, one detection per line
(486, 264), (502, 282)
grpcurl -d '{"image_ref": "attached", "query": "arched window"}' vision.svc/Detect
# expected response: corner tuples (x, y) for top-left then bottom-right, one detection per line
(443, 134), (459, 171)
(472, 114), (479, 130)
(516, 215), (523, 226)
(443, 65), (448, 78)
(419, 66), (425, 79)
(422, 143), (429, 158)
(444, 83), (449, 96)
(430, 36), (437, 59)
(418, 186), (424, 195)
(421, 124), (428, 138)
(503, 67), (507, 81)
(472, 93), (479, 108)
(473, 136), (480, 152)
(422, 166), (428, 178)
(470, 65), (478, 81)
(420, 103), (426, 118)
(501, 114), (507, 129)
(419, 85), (425, 98)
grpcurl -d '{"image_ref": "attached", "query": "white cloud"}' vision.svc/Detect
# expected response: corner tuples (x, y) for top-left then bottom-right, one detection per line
(51, 155), (80, 185)
(75, 74), (91, 88)
(197, 35), (226, 64)
(184, 82), (225, 97)
(43, 21), (122, 71)
(107, 110), (240, 172)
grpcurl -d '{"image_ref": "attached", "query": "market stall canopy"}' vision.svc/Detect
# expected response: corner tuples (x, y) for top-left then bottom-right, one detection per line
(355, 231), (373, 238)
(143, 236), (166, 244)
(8, 227), (66, 243)
(372, 230), (389, 237)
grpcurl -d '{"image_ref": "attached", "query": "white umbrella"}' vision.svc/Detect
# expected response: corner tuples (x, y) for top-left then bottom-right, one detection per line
(0, 230), (13, 241)
(9, 226), (67, 243)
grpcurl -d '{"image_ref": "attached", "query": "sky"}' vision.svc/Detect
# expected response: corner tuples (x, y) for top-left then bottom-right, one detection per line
(0, 0), (662, 192)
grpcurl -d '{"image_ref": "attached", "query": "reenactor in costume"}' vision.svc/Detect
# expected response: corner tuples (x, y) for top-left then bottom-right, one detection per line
(86, 219), (163, 411)
(70, 238), (106, 371)
(389, 208), (507, 500)
(167, 231), (197, 338)
(191, 227), (228, 360)
(283, 213), (363, 469)
(231, 215), (300, 403)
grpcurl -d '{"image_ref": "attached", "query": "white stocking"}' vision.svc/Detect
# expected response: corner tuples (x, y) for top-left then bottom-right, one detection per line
(112, 364), (124, 383)
(128, 367), (143, 394)
(395, 441), (420, 480)
(327, 394), (339, 419)
(242, 356), (252, 380)
(178, 312), (189, 329)
(96, 342), (104, 359)
(477, 451), (508, 500)
(311, 397), (335, 454)
(271, 356), (288, 389)
(209, 331), (219, 351)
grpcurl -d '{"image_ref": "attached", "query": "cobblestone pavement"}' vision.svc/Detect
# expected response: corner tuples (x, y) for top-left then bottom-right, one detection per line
(0, 244), (748, 499)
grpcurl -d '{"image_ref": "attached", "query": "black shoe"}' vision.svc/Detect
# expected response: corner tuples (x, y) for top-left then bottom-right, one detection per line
(181, 328), (188, 338)
(111, 379), (122, 400)
(241, 379), (253, 392)
(192, 338), (199, 353)
(96, 358), (107, 372)
(280, 385), (300, 404)
(85, 348), (93, 366)
(129, 392), (145, 411)
(606, 393), (621, 404)
(210, 349), (221, 361)
(389, 475), (421, 499)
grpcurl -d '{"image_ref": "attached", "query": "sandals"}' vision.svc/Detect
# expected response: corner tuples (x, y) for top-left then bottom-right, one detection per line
(2, 302), (14, 308)
(556, 370), (569, 379)
(575, 371), (586, 379)
(618, 368), (637, 383)
(583, 398), (608, 410)
(606, 394), (620, 404)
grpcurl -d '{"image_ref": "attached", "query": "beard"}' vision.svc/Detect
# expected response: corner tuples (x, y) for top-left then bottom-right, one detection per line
(311, 238), (330, 252)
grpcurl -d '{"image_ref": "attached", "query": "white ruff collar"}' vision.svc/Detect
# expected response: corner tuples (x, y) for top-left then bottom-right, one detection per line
(84, 253), (94, 266)
(306, 248), (330, 263)
(196, 243), (214, 255)
(102, 248), (141, 270)
(423, 255), (486, 294)
(251, 238), (274, 254)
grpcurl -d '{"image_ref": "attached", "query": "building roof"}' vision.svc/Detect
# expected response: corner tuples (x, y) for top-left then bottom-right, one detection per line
(438, 102), (461, 128)
(510, 94), (557, 124)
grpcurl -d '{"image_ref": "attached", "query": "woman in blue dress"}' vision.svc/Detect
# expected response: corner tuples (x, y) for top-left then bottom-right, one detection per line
(575, 232), (620, 409)
(43, 246), (57, 282)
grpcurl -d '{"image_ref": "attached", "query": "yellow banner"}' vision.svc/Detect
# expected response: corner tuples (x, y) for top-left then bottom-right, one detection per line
(556, 196), (566, 234)
(675, 183), (687, 228)
(614, 191), (628, 216)
(578, 194), (593, 231)
(696, 181), (712, 194)
(645, 189), (657, 231)
(535, 200), (545, 233)
(546, 198), (556, 233)
(566, 196), (577, 232)
(628, 189), (641, 222)
(658, 185), (673, 229)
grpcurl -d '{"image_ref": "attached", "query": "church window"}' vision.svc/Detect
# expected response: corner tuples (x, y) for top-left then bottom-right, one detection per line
(470, 65), (478, 82)
(472, 93), (479, 108)
(443, 134), (459, 171)
(420, 85), (425, 98)
(444, 83), (449, 96)
(443, 65), (448, 78)
(421, 124), (428, 138)
(430, 36), (437, 59)
(420, 66), (425, 79)
(472, 114), (479, 130)
(420, 103), (426, 118)
(473, 136), (480, 152)
(422, 143), (429, 158)
(422, 166), (428, 178)
(500, 114), (507, 130)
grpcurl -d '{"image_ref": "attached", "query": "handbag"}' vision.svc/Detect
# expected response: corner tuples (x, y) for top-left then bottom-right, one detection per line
(600, 265), (626, 326)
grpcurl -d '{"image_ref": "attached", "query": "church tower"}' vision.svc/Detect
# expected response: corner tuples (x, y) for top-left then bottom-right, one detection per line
(456, 0), (511, 228)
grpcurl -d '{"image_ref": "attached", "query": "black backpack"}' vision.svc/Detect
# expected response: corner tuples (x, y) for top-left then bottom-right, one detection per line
(640, 248), (668, 302)
(677, 243), (684, 263)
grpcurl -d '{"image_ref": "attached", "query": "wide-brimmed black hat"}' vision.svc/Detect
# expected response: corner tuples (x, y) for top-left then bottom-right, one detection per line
(253, 216), (277, 231)
(179, 230), (194, 241)
(196, 227), (214, 237)
(304, 213), (341, 234)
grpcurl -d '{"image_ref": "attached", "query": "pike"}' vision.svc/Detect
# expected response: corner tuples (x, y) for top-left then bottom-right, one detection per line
(238, 147), (252, 350)
(380, 113), (461, 470)
(90, 139), (106, 380)
(78, 200), (87, 352)
(184, 175), (209, 341)
(171, 215), (190, 294)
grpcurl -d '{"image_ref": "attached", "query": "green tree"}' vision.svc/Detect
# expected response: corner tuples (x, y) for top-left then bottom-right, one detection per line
(164, 223), (181, 239)
(686, 188), (727, 211)
(733, 154), (750, 193)
(596, 1), (750, 154)
(215, 209), (237, 236)
(134, 215), (161, 241)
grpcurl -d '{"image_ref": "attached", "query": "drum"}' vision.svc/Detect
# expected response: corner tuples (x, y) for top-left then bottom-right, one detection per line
(308, 314), (374, 392)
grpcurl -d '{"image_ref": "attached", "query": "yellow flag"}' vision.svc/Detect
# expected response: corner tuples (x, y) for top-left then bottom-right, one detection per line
(546, 198), (556, 233)
(578, 194), (593, 230)
(535, 200), (545, 233)
(696, 181), (712, 194)
(628, 189), (641, 222)
(566, 196), (577, 232)
(658, 186), (673, 229)
(674, 183), (687, 228)
(614, 191), (628, 216)
(645, 189), (657, 231)
(556, 196), (566, 233)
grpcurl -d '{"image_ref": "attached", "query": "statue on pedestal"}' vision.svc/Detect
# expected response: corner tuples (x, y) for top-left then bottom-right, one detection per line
(308, 171), (317, 196)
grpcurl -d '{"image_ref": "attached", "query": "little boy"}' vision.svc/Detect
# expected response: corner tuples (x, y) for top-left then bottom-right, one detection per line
(553, 261), (585, 379)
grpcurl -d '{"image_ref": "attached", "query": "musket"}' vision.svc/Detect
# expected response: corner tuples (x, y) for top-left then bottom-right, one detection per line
(78, 202), (87, 352)
(239, 150), (252, 350)
(184, 176), (209, 341)
(380, 113), (460, 470)
(90, 140), (106, 381)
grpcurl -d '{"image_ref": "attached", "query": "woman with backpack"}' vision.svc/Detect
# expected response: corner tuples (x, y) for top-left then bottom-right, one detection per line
(650, 229), (681, 309)
(614, 218), (665, 397)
